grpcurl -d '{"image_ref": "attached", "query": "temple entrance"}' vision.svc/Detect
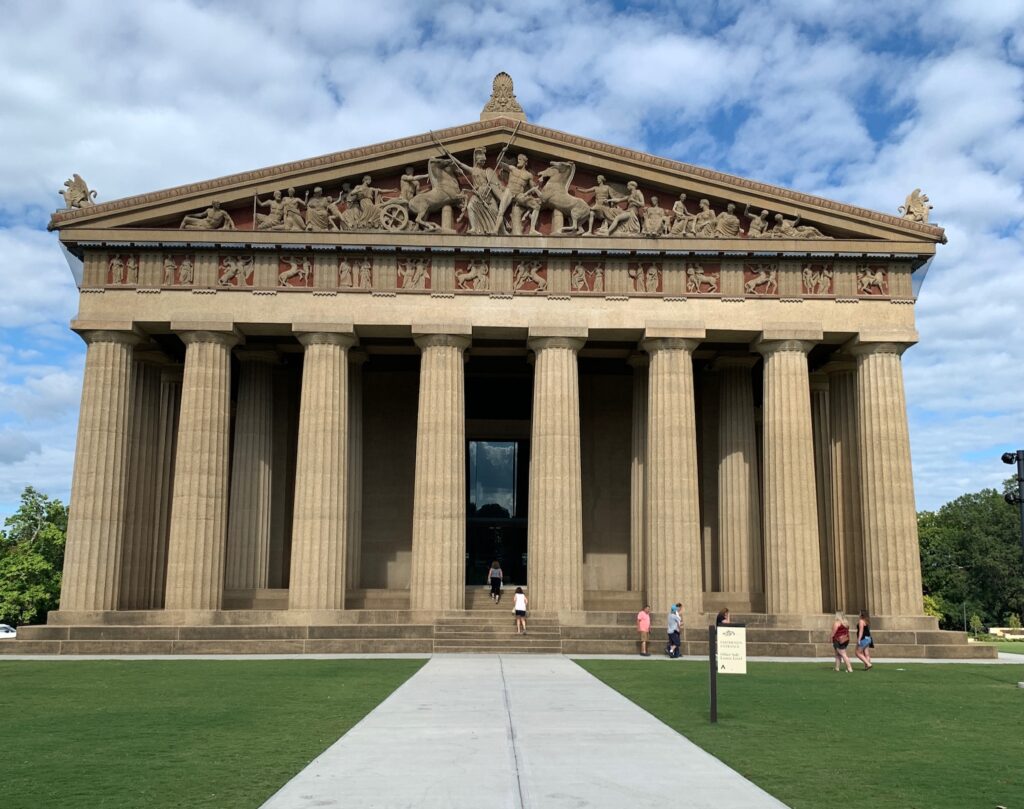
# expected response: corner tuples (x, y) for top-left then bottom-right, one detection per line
(466, 439), (529, 586)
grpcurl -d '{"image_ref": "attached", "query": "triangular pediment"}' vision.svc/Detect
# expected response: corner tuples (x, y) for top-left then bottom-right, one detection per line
(50, 118), (945, 251)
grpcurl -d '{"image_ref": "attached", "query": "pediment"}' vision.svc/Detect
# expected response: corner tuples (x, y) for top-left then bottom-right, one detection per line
(50, 118), (945, 253)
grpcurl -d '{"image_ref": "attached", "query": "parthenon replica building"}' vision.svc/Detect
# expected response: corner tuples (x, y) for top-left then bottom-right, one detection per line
(23, 75), (988, 657)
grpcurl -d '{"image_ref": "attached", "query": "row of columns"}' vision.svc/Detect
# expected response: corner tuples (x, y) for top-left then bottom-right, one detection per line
(59, 323), (924, 619)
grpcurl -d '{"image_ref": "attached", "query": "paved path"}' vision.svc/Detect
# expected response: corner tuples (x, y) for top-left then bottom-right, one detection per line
(259, 655), (787, 809)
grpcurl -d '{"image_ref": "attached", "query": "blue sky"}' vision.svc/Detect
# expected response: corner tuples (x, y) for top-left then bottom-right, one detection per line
(0, 0), (1022, 517)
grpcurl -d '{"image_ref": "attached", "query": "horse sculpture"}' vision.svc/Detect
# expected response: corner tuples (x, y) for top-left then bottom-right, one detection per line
(536, 161), (591, 235)
(408, 157), (463, 231)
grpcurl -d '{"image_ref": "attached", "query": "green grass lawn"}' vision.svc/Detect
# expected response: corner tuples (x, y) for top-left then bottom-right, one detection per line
(981, 640), (1024, 655)
(578, 660), (1024, 809)
(0, 659), (424, 809)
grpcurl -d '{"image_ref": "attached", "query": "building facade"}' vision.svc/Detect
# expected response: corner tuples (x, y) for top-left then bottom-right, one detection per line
(48, 76), (946, 632)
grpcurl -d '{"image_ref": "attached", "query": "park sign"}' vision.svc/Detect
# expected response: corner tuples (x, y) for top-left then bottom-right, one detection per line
(717, 626), (747, 674)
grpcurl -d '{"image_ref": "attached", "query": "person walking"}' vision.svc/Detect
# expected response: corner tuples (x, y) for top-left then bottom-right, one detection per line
(830, 612), (853, 673)
(855, 610), (874, 670)
(487, 560), (503, 604)
(513, 587), (528, 635)
(636, 605), (652, 656)
(665, 603), (683, 658)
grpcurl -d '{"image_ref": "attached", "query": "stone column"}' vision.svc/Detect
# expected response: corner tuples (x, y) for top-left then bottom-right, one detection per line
(60, 328), (139, 612)
(527, 330), (586, 613)
(628, 354), (648, 593)
(164, 328), (239, 611)
(810, 372), (836, 613)
(288, 329), (355, 610)
(824, 355), (865, 612)
(150, 367), (182, 608)
(851, 339), (924, 617)
(715, 356), (763, 598)
(346, 351), (367, 592)
(224, 350), (278, 591)
(755, 331), (823, 615)
(409, 331), (470, 611)
(642, 329), (704, 617)
(119, 360), (162, 609)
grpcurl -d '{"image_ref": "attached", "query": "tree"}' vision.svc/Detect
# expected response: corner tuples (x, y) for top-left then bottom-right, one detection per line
(0, 486), (68, 627)
(918, 482), (1024, 631)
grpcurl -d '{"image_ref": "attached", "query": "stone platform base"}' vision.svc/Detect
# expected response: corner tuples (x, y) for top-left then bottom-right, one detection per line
(0, 605), (996, 659)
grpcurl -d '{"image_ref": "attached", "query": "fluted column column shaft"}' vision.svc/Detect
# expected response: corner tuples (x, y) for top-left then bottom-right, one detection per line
(854, 343), (923, 616)
(527, 336), (585, 613)
(409, 335), (469, 611)
(826, 362), (866, 612)
(289, 332), (355, 610)
(119, 362), (162, 609)
(757, 339), (823, 614)
(60, 330), (139, 612)
(628, 356), (648, 593)
(164, 330), (239, 611)
(346, 353), (366, 591)
(225, 352), (277, 590)
(810, 374), (836, 613)
(150, 369), (182, 608)
(716, 358), (762, 595)
(642, 338), (703, 617)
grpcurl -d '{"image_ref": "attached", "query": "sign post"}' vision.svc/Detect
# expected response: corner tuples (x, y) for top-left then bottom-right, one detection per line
(709, 623), (747, 724)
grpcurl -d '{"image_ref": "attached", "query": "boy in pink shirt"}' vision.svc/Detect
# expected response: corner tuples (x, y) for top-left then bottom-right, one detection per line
(636, 605), (652, 656)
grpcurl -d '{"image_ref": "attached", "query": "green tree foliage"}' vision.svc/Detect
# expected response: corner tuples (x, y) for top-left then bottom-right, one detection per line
(918, 481), (1024, 630)
(0, 486), (68, 627)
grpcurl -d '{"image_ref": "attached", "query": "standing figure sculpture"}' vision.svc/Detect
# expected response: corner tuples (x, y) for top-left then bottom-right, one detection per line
(180, 201), (236, 230)
(342, 176), (388, 230)
(59, 174), (97, 208)
(280, 188), (307, 230)
(576, 175), (619, 235)
(448, 147), (504, 235)
(338, 259), (354, 288)
(358, 260), (372, 289)
(493, 154), (538, 235)
(400, 167), (429, 201)
(571, 263), (588, 292)
(162, 257), (177, 286)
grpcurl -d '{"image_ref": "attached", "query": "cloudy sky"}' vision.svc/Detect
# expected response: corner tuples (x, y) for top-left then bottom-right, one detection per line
(1, 0), (1022, 518)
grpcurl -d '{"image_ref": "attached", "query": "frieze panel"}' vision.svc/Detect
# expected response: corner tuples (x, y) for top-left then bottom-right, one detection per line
(512, 260), (547, 292)
(278, 256), (313, 288)
(856, 264), (889, 296)
(107, 253), (140, 286)
(397, 257), (431, 290)
(685, 262), (720, 294)
(218, 255), (254, 287)
(801, 262), (835, 295)
(628, 262), (662, 293)
(570, 261), (604, 293)
(337, 257), (373, 290)
(744, 263), (779, 296)
(455, 259), (490, 292)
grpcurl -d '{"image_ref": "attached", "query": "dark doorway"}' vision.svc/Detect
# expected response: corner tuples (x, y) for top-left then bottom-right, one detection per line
(466, 439), (529, 585)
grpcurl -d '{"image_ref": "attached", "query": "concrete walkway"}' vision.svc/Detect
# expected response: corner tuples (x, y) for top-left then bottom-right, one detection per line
(259, 655), (787, 809)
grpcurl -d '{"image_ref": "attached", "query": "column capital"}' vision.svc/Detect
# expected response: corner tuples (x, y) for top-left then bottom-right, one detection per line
(528, 335), (585, 352)
(641, 336), (700, 354)
(75, 328), (143, 347)
(178, 330), (242, 349)
(414, 333), (472, 351)
(847, 340), (913, 358)
(297, 332), (357, 349)
(753, 337), (817, 357)
(712, 354), (759, 371)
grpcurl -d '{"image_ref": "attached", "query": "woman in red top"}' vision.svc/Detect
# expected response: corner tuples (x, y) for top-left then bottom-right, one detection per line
(830, 612), (853, 673)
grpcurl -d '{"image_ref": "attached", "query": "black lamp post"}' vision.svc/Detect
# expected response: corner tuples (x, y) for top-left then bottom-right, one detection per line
(1001, 450), (1024, 559)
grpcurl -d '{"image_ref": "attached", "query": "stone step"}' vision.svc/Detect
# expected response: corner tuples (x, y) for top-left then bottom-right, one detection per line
(434, 646), (563, 654)
(434, 628), (561, 638)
